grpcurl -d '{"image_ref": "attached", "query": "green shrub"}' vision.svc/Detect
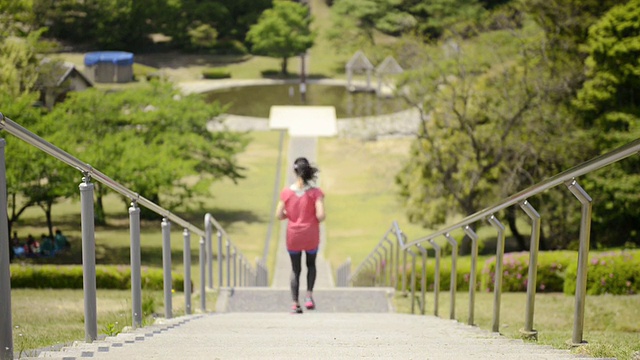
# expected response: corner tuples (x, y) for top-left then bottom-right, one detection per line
(133, 63), (159, 81)
(10, 264), (185, 292)
(401, 255), (487, 293)
(202, 68), (231, 79)
(480, 251), (576, 292)
(564, 250), (640, 295)
(260, 69), (299, 79)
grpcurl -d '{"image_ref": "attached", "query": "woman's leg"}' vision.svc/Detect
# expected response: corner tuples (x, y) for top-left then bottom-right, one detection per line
(289, 251), (302, 303)
(305, 250), (317, 294)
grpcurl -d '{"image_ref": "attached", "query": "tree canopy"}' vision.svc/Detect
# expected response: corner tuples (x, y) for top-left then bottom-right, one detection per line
(246, 0), (315, 74)
(41, 81), (248, 222)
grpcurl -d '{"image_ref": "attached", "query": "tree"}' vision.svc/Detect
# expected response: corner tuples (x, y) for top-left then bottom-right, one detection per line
(404, 0), (486, 39)
(572, 0), (640, 247)
(43, 81), (249, 222)
(327, 0), (417, 52)
(246, 0), (315, 75)
(188, 24), (218, 51)
(395, 33), (584, 252)
(520, 0), (624, 98)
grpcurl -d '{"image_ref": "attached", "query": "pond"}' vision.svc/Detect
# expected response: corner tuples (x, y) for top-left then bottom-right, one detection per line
(204, 84), (409, 119)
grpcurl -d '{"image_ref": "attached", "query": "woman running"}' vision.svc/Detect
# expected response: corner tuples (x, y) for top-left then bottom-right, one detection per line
(276, 157), (325, 314)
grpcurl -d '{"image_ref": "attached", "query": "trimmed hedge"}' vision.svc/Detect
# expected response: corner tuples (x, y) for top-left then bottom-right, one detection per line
(396, 250), (640, 294)
(564, 250), (640, 295)
(10, 264), (185, 292)
(202, 68), (231, 79)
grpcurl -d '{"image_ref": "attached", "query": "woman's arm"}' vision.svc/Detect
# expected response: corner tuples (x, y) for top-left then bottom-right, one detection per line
(275, 200), (287, 220)
(315, 197), (326, 222)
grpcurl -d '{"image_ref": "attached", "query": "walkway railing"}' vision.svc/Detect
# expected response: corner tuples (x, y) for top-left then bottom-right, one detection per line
(0, 112), (263, 360)
(342, 138), (640, 346)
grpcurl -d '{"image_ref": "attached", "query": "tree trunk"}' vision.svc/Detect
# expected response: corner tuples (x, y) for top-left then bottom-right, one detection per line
(43, 200), (54, 238)
(506, 207), (527, 251)
(95, 185), (106, 226)
(539, 225), (548, 251)
(281, 56), (288, 75)
(9, 193), (33, 239)
(140, 192), (163, 220)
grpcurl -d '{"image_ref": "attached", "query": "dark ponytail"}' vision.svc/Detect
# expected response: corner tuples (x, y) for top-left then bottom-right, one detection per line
(293, 157), (318, 184)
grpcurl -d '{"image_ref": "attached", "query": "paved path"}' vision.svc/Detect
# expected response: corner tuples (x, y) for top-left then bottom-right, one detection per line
(32, 313), (589, 360)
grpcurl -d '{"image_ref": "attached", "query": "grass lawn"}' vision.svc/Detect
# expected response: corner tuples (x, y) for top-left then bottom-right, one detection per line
(10, 289), (217, 356)
(393, 292), (640, 360)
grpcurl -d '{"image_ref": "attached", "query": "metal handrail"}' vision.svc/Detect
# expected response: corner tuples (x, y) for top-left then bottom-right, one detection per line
(349, 138), (640, 347)
(0, 112), (260, 358)
(402, 138), (640, 249)
(0, 114), (204, 237)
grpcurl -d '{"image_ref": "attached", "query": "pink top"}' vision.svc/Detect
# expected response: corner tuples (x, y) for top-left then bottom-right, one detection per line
(280, 185), (324, 251)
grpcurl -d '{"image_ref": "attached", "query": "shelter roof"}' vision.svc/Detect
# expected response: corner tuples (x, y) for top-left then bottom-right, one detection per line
(345, 51), (374, 71)
(375, 56), (403, 75)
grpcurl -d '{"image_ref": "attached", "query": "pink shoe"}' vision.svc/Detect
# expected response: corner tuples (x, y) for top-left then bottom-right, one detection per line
(304, 297), (315, 310)
(291, 304), (303, 314)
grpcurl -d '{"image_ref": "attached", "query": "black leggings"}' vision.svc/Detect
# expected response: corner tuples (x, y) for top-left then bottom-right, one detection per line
(289, 251), (317, 302)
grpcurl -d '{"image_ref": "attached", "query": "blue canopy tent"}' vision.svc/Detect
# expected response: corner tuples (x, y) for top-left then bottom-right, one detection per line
(84, 51), (134, 83)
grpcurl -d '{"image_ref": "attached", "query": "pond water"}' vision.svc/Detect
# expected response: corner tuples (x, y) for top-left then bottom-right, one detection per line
(205, 84), (409, 119)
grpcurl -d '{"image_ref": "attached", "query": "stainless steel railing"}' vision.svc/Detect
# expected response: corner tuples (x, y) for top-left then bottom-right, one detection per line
(0, 112), (262, 359)
(344, 138), (640, 346)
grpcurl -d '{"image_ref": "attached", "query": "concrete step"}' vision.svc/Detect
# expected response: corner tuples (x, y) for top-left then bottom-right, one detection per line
(27, 312), (594, 360)
(217, 287), (394, 313)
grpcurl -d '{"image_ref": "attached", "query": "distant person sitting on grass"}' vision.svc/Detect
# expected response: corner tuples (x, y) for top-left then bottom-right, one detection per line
(10, 231), (22, 259)
(40, 234), (56, 257)
(25, 234), (40, 257)
(54, 228), (70, 252)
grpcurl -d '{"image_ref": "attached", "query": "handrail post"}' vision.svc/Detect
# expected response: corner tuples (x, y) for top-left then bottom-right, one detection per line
(0, 137), (14, 360)
(79, 173), (98, 342)
(409, 250), (417, 314)
(428, 239), (441, 316)
(376, 248), (385, 286)
(204, 214), (213, 289)
(232, 246), (237, 288)
(255, 256), (262, 286)
(226, 240), (231, 287)
(382, 237), (394, 287)
(380, 246), (389, 286)
(238, 255), (244, 286)
(183, 229), (192, 315)
(463, 226), (479, 326)
(417, 244), (427, 315)
(395, 228), (400, 290)
(373, 251), (380, 286)
(367, 258), (375, 286)
(217, 231), (223, 288)
(129, 201), (142, 328)
(488, 215), (505, 333)
(199, 237), (206, 311)
(565, 179), (592, 346)
(161, 218), (173, 319)
(402, 248), (408, 294)
(520, 200), (541, 339)
(444, 233), (458, 320)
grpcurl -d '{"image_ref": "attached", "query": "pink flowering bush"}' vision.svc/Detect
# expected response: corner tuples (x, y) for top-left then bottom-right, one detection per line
(563, 250), (640, 295)
(480, 251), (576, 292)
